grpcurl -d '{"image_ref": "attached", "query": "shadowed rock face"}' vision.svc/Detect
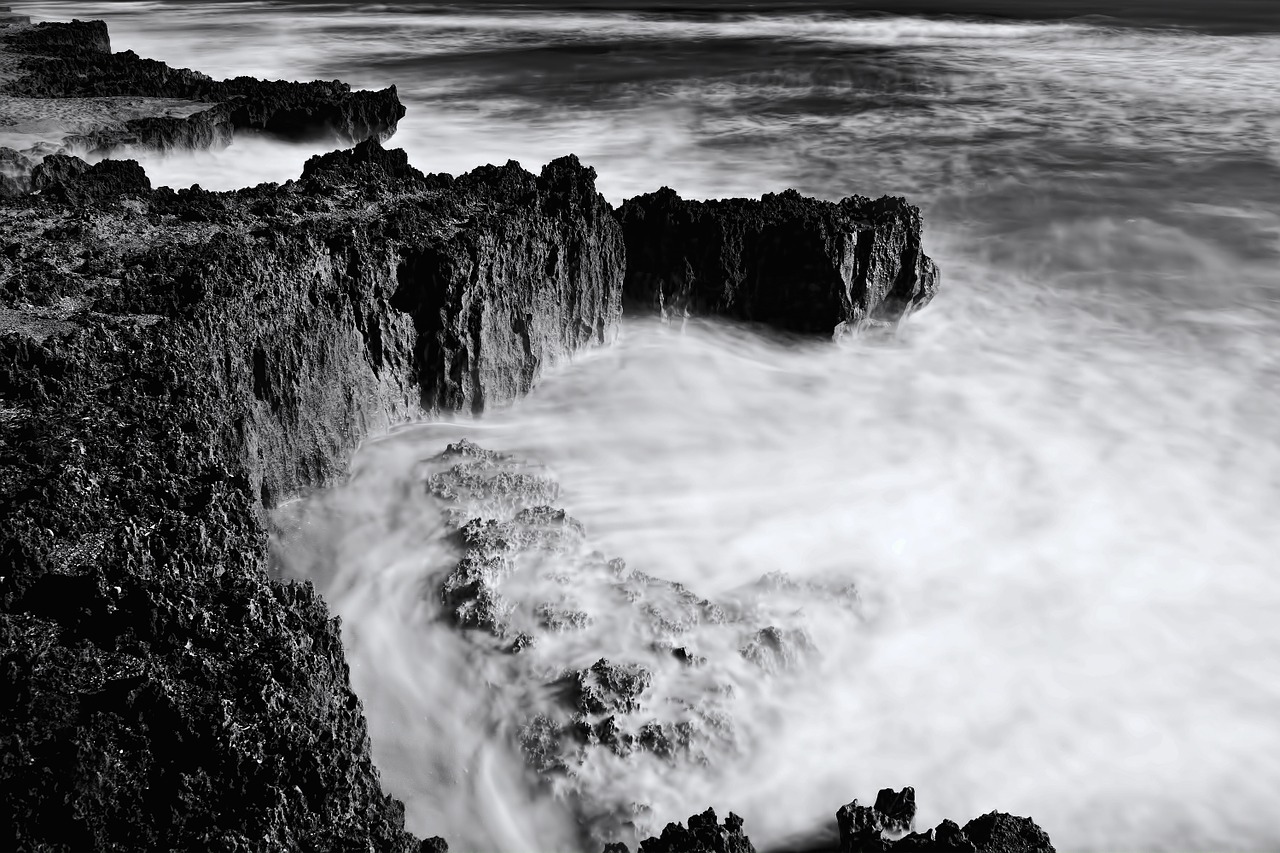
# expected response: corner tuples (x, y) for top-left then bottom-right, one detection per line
(0, 141), (622, 852)
(615, 187), (940, 336)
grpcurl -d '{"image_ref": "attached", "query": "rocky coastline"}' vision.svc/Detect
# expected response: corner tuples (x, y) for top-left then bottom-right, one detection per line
(0, 16), (1051, 853)
(0, 15), (405, 194)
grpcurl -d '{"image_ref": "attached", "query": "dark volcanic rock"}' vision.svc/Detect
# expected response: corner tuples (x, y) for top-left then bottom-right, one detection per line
(41, 157), (152, 205)
(607, 794), (1052, 853)
(3, 24), (405, 144)
(0, 20), (404, 186)
(616, 187), (939, 335)
(0, 142), (622, 851)
(302, 137), (428, 185)
(839, 787), (918, 853)
(960, 813), (1055, 853)
(837, 789), (1054, 853)
(634, 809), (756, 853)
(28, 152), (89, 190)
(0, 17), (110, 54)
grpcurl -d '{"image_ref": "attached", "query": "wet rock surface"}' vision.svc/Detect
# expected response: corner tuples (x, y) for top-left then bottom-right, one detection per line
(837, 788), (1055, 853)
(0, 142), (622, 850)
(421, 441), (879, 845)
(609, 792), (1053, 853)
(615, 187), (939, 336)
(0, 19), (404, 192)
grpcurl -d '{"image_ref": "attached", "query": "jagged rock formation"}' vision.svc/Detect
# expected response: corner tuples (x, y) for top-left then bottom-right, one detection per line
(837, 788), (1055, 853)
(422, 440), (864, 844)
(0, 19), (404, 193)
(615, 187), (939, 336)
(0, 142), (622, 851)
(607, 792), (1053, 853)
(838, 786), (918, 847)
(628, 809), (755, 853)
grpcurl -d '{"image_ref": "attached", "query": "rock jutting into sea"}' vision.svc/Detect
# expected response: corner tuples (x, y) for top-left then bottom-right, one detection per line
(0, 13), (1054, 853)
(0, 18), (405, 194)
(616, 187), (939, 335)
(0, 139), (621, 851)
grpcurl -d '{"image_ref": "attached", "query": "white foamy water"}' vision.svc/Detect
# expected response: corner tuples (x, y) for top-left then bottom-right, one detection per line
(19, 1), (1280, 849)
(272, 238), (1280, 852)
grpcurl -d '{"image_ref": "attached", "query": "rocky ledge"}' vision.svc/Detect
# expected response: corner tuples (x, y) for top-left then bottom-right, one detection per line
(0, 141), (620, 851)
(618, 188), (939, 335)
(0, 18), (404, 194)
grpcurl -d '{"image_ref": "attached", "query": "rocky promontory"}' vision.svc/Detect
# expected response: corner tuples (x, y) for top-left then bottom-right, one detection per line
(0, 140), (620, 850)
(0, 18), (404, 193)
(617, 187), (939, 335)
(0, 14), (1053, 853)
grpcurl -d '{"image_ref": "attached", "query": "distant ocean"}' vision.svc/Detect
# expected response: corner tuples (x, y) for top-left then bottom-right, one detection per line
(20, 2), (1280, 852)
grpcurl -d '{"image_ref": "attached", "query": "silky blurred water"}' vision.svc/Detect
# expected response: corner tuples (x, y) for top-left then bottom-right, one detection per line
(19, 2), (1280, 850)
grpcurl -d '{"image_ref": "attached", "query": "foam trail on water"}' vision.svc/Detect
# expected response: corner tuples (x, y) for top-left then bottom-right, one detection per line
(274, 230), (1280, 851)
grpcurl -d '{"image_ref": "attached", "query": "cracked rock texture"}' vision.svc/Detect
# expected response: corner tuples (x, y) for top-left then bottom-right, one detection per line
(615, 187), (939, 336)
(0, 141), (622, 851)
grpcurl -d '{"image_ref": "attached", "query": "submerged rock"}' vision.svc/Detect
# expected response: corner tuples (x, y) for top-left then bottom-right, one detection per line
(574, 659), (653, 716)
(615, 187), (939, 336)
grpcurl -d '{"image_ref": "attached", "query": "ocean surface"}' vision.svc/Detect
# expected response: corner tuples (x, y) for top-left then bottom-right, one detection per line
(18, 2), (1280, 850)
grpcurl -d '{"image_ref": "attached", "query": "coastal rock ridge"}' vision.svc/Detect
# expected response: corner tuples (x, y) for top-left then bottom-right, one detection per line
(0, 18), (405, 194)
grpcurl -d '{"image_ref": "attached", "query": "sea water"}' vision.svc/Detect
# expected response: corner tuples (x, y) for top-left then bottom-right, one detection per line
(19, 2), (1280, 850)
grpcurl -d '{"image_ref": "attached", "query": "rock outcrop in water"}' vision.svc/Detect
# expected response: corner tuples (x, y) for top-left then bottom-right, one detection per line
(608, 792), (1053, 853)
(836, 788), (1056, 853)
(615, 187), (939, 336)
(0, 141), (621, 851)
(0, 19), (404, 193)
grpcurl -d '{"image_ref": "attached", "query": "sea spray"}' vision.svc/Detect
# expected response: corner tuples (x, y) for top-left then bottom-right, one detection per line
(273, 238), (1280, 851)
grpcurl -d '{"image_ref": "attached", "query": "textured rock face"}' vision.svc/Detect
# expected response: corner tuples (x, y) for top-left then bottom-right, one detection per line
(635, 809), (756, 853)
(609, 793), (1054, 853)
(0, 20), (404, 191)
(837, 789), (1055, 853)
(0, 141), (623, 851)
(615, 187), (939, 336)
(2, 22), (405, 144)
